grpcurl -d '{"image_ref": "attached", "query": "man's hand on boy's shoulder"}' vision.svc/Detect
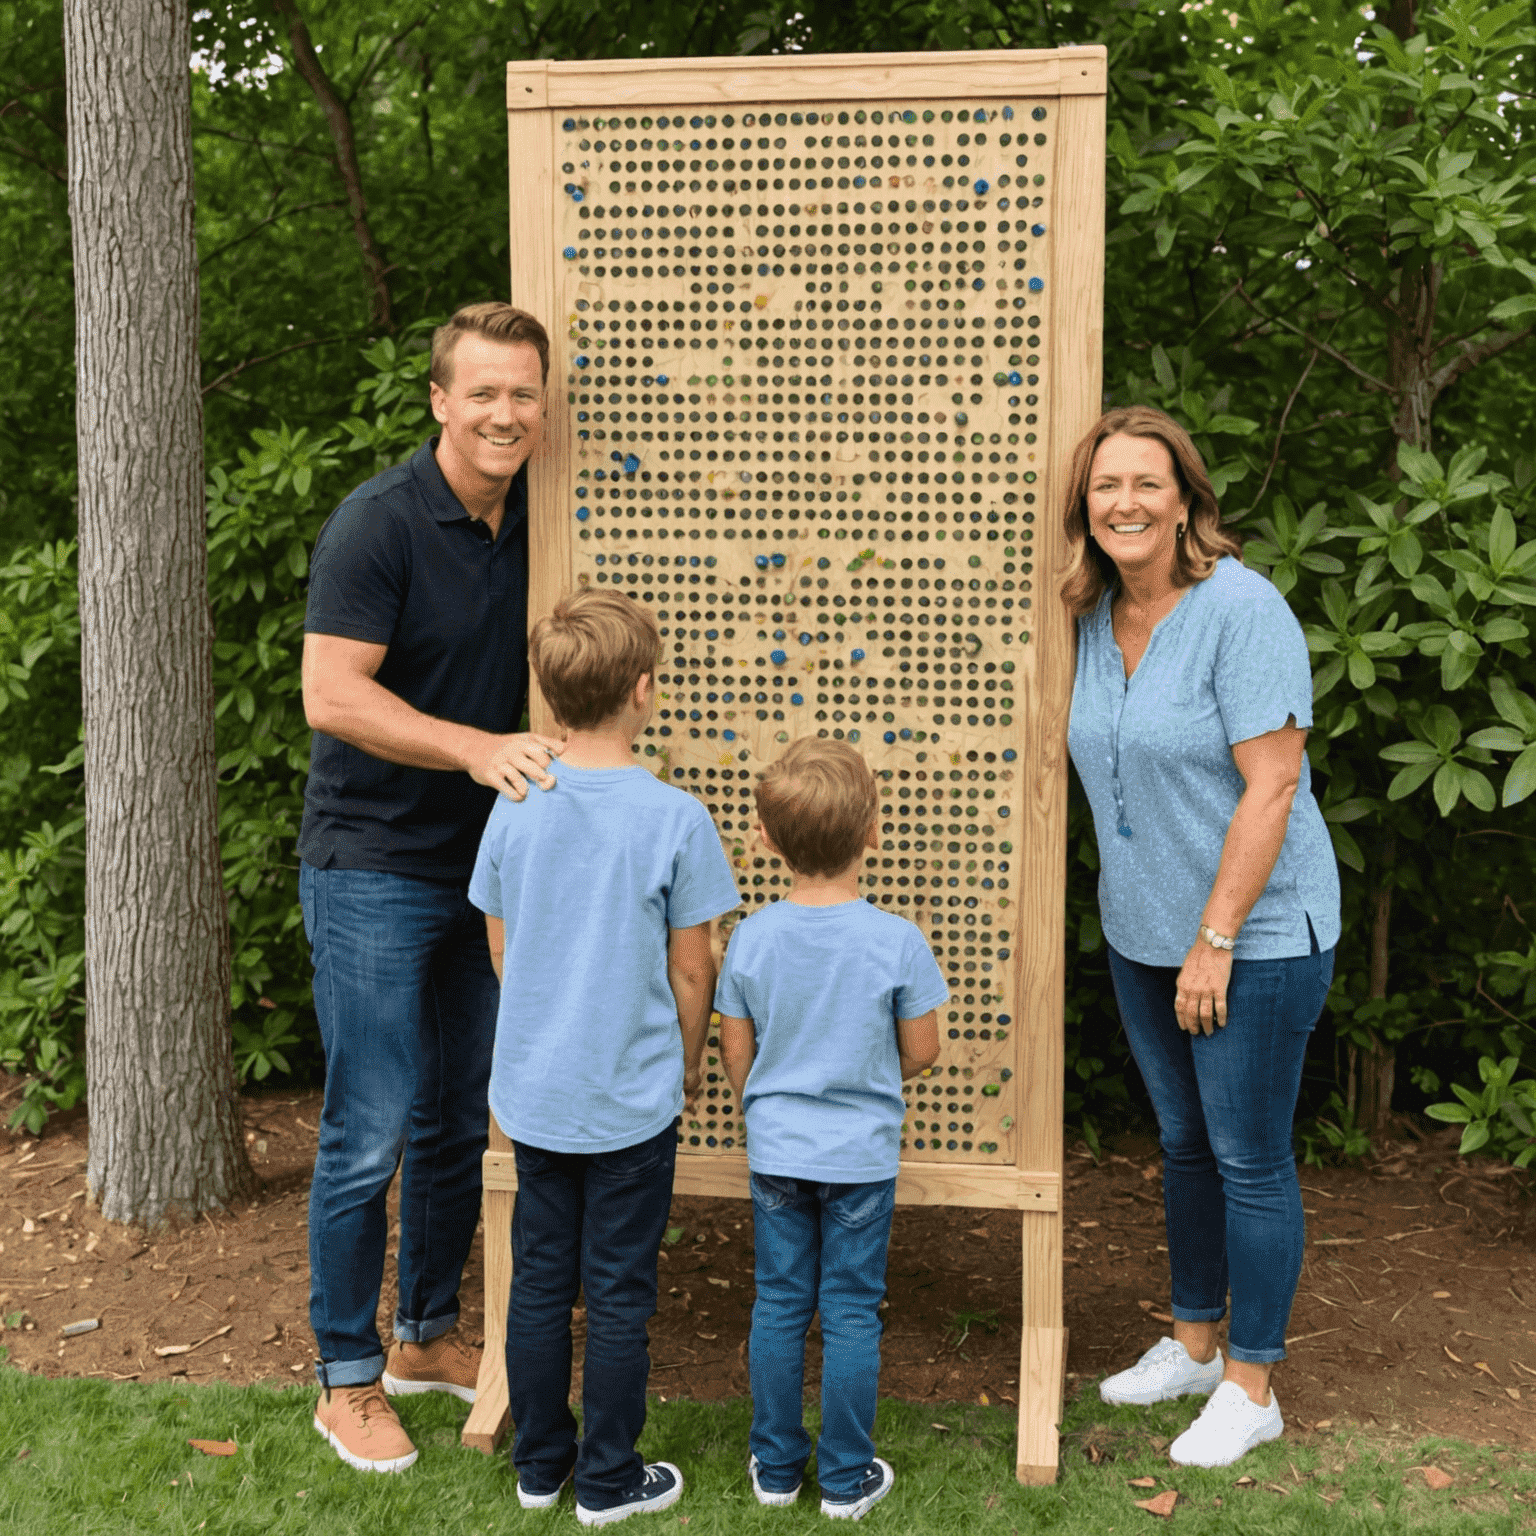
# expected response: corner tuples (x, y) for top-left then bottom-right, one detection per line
(468, 730), (565, 802)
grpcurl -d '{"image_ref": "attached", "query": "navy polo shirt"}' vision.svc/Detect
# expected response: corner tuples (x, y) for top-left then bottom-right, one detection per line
(298, 438), (529, 881)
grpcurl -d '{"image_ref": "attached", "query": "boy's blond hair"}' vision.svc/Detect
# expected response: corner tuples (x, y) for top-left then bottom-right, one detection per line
(529, 590), (662, 730)
(755, 738), (877, 878)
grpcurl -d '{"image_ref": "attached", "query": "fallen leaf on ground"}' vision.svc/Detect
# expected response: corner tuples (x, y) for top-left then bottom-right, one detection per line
(1264, 1483), (1291, 1497)
(1444, 1346), (1463, 1364)
(931, 1422), (952, 1433)
(1133, 1490), (1179, 1518)
(188, 1439), (237, 1457)
(1233, 1476), (1257, 1488)
(1128, 1476), (1158, 1488)
(978, 1391), (989, 1405)
(1432, 1290), (1451, 1299)
(1507, 1386), (1522, 1401)
(694, 1332), (717, 1341)
(1474, 1361), (1500, 1383)
(1410, 1466), (1454, 1491)
(706, 1277), (730, 1289)
(984, 1493), (1000, 1510)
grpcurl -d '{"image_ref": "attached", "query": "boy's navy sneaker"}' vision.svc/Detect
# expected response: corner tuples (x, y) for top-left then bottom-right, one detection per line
(575, 1462), (684, 1527)
(749, 1453), (802, 1507)
(821, 1458), (895, 1521)
(517, 1464), (575, 1509)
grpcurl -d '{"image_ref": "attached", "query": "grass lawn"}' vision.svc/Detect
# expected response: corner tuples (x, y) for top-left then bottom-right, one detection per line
(2, 1363), (1533, 1534)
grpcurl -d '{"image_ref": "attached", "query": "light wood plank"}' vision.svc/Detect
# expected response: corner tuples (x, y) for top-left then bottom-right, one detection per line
(462, 1115), (515, 1453)
(1016, 1324), (1067, 1484)
(484, 1150), (1059, 1211)
(507, 48), (1106, 110)
(506, 105), (569, 736)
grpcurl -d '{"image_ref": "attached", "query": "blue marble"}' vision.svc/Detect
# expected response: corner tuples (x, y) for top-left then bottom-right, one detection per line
(851, 648), (866, 661)
(973, 178), (990, 196)
(771, 649), (787, 665)
(1028, 277), (1044, 292)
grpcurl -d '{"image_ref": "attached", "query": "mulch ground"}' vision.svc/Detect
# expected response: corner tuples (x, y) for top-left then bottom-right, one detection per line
(3, 1081), (1534, 1450)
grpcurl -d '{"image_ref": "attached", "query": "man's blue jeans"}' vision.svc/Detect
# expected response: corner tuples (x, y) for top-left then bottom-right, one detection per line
(748, 1173), (896, 1499)
(1107, 939), (1334, 1364)
(300, 862), (499, 1388)
(506, 1121), (678, 1511)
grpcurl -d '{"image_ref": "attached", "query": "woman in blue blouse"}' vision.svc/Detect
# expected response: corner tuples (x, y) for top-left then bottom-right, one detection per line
(1064, 406), (1340, 1468)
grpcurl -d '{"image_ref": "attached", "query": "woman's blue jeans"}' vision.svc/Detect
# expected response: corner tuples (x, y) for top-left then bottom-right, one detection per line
(300, 862), (499, 1388)
(1107, 940), (1334, 1364)
(748, 1173), (896, 1498)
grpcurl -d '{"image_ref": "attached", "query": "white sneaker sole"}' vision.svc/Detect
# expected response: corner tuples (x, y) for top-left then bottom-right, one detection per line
(576, 1463), (684, 1526)
(821, 1459), (895, 1521)
(1099, 1376), (1223, 1407)
(312, 1414), (418, 1474)
(750, 1455), (801, 1506)
(381, 1369), (476, 1405)
(518, 1471), (573, 1509)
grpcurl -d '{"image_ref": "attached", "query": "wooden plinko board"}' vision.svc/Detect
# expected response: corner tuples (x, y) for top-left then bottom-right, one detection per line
(464, 47), (1106, 1484)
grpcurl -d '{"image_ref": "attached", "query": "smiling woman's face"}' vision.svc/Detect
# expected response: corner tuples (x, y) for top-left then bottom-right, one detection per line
(1085, 432), (1190, 585)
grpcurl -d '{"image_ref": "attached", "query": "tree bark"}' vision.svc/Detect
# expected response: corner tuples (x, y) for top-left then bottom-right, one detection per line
(63, 0), (253, 1225)
(1358, 837), (1397, 1139)
(271, 0), (394, 330)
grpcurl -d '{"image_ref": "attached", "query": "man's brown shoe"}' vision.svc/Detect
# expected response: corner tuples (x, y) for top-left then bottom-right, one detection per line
(313, 1380), (418, 1473)
(382, 1331), (481, 1405)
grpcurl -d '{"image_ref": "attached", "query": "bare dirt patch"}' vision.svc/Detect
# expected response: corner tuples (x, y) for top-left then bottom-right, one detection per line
(2, 1081), (1532, 1449)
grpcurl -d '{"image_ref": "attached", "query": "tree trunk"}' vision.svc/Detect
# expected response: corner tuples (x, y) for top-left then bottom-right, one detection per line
(63, 0), (253, 1225)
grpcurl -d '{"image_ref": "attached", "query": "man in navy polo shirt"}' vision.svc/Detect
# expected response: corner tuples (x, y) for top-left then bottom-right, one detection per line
(299, 302), (562, 1474)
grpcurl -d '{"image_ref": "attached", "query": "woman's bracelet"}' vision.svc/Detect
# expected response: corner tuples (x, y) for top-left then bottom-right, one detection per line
(1198, 923), (1236, 952)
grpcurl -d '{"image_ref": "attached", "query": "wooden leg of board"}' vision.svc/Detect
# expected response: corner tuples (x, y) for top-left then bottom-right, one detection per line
(462, 1115), (514, 1453)
(1015, 1202), (1066, 1484)
(1016, 1324), (1067, 1485)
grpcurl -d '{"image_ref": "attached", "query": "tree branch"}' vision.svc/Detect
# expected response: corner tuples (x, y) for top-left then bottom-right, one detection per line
(201, 336), (345, 397)
(1235, 281), (1393, 395)
(1427, 325), (1535, 399)
(1232, 346), (1319, 521)
(270, 0), (393, 330)
(199, 198), (344, 268)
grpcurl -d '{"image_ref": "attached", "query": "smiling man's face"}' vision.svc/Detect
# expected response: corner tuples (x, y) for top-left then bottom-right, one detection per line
(429, 333), (545, 495)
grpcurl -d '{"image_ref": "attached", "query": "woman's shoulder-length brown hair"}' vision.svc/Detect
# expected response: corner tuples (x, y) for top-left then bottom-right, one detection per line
(1059, 405), (1243, 618)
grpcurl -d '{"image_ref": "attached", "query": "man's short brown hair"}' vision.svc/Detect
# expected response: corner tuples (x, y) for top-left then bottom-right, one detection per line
(528, 590), (662, 731)
(431, 301), (550, 388)
(755, 738), (878, 878)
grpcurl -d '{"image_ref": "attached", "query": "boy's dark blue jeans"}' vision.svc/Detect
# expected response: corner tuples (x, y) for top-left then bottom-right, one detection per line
(1107, 937), (1334, 1364)
(507, 1121), (678, 1510)
(748, 1173), (896, 1499)
(300, 863), (498, 1388)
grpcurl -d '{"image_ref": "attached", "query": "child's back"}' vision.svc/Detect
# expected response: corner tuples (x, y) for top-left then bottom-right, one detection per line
(715, 739), (945, 1520)
(475, 765), (729, 1151)
(469, 591), (738, 1527)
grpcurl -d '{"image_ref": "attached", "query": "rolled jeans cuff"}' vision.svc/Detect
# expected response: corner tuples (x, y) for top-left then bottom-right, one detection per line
(1227, 1342), (1287, 1365)
(392, 1306), (459, 1345)
(316, 1351), (386, 1389)
(1170, 1303), (1226, 1324)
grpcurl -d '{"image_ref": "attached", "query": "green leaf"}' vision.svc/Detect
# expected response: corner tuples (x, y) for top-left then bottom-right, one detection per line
(1489, 294), (1536, 323)
(1459, 1121), (1491, 1155)
(1328, 823), (1365, 874)
(1504, 744), (1536, 806)
(1424, 1103), (1472, 1124)
(1432, 761), (1462, 817)
(1387, 761), (1436, 800)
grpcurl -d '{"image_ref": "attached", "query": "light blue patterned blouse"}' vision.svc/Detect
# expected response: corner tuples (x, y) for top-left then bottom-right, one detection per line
(1068, 556), (1341, 966)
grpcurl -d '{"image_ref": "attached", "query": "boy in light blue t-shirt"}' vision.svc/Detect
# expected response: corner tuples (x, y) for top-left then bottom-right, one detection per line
(715, 739), (946, 1521)
(468, 590), (739, 1528)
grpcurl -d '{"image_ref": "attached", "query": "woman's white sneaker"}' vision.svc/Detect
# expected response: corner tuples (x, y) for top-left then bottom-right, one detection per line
(1169, 1380), (1283, 1467)
(1099, 1336), (1225, 1406)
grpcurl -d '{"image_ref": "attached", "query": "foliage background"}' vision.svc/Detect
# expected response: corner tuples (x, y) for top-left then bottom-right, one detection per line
(0, 0), (1531, 1147)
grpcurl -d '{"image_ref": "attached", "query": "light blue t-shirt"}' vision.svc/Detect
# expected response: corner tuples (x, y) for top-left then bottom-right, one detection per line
(468, 764), (740, 1154)
(714, 899), (950, 1182)
(1067, 556), (1341, 966)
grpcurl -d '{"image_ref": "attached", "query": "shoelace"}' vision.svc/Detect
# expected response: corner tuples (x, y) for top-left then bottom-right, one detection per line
(343, 1383), (394, 1425)
(1126, 1338), (1183, 1376)
(641, 1467), (668, 1488)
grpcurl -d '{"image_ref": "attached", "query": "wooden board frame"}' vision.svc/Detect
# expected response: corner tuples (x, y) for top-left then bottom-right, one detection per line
(464, 48), (1105, 1485)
